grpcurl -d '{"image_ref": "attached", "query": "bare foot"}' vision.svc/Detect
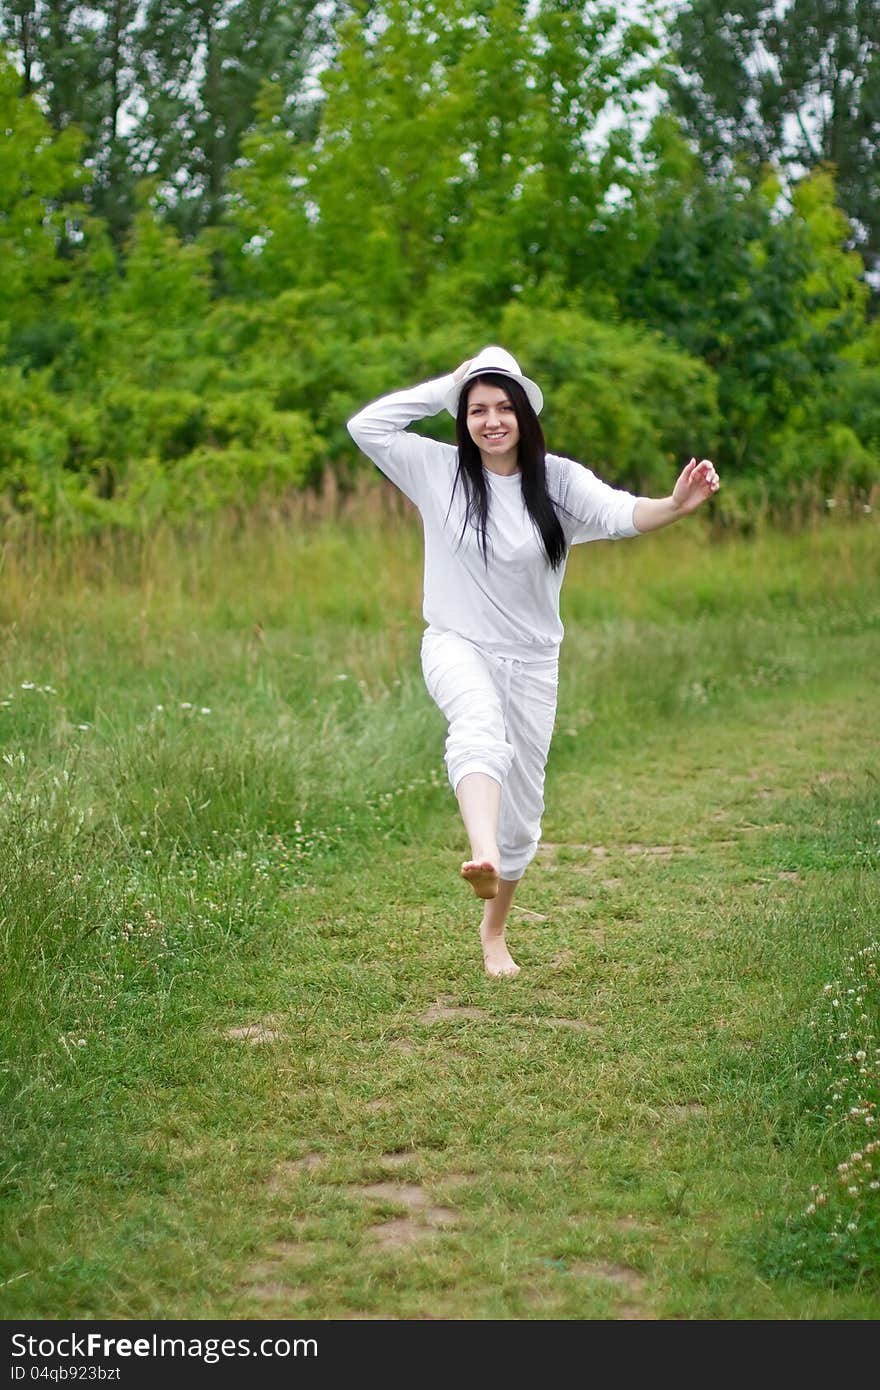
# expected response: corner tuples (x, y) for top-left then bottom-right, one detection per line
(480, 923), (520, 978)
(461, 859), (500, 899)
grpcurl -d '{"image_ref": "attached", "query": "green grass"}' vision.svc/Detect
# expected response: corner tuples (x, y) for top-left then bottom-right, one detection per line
(1, 510), (879, 1319)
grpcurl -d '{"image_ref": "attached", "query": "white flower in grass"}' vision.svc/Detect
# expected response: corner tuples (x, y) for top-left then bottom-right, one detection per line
(180, 701), (193, 709)
(199, 707), (211, 715)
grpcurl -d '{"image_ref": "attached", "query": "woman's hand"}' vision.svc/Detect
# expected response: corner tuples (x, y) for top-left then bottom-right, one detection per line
(452, 358), (473, 384)
(671, 457), (720, 515)
(632, 458), (720, 533)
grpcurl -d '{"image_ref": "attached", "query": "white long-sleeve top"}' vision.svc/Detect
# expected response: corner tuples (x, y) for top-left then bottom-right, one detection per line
(347, 373), (641, 658)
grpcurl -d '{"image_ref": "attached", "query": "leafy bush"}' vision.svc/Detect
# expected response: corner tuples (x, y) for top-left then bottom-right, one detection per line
(0, 364), (322, 529)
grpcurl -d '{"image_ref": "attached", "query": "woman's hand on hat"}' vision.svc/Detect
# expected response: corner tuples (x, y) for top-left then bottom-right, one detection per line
(452, 358), (473, 384)
(672, 457), (720, 515)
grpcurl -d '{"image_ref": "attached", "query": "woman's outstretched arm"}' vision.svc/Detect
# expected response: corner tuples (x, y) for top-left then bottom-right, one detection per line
(633, 458), (720, 533)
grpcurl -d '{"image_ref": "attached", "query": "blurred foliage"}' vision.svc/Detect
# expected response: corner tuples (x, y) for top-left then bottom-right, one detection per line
(668, 0), (880, 280)
(0, 0), (877, 530)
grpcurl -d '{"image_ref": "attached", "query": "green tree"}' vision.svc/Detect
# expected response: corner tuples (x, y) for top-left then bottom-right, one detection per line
(668, 0), (880, 277)
(0, 2), (142, 244)
(0, 52), (90, 356)
(131, 0), (339, 238)
(226, 0), (663, 318)
(0, 2), (341, 243)
(619, 123), (870, 474)
(511, 0), (661, 299)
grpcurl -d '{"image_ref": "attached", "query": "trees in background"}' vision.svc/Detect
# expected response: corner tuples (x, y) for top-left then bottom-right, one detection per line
(0, 0), (341, 241)
(0, 0), (876, 528)
(617, 119), (872, 475)
(225, 0), (661, 312)
(668, 0), (880, 278)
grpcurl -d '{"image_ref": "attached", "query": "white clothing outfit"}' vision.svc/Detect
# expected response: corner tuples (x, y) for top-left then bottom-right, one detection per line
(347, 373), (641, 879)
(420, 629), (559, 879)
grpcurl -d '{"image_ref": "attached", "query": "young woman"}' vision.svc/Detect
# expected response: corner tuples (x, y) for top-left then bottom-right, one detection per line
(347, 346), (719, 978)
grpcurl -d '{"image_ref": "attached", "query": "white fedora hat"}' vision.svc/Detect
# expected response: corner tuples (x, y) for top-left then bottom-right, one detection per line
(443, 345), (544, 417)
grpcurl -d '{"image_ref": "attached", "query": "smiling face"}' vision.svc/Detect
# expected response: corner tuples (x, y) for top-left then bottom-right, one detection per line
(465, 381), (521, 464)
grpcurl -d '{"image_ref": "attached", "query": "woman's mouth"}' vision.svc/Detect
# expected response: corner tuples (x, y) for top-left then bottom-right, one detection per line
(483, 432), (507, 441)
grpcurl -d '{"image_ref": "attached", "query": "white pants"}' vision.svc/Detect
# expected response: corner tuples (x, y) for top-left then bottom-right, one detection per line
(420, 629), (559, 881)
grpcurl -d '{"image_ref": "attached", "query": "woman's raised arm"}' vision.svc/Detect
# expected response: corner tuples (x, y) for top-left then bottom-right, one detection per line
(347, 371), (464, 506)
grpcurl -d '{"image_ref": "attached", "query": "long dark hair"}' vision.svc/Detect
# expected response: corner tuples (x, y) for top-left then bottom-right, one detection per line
(451, 372), (567, 570)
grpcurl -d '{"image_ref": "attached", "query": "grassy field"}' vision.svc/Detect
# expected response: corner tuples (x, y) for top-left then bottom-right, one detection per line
(1, 506), (879, 1320)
